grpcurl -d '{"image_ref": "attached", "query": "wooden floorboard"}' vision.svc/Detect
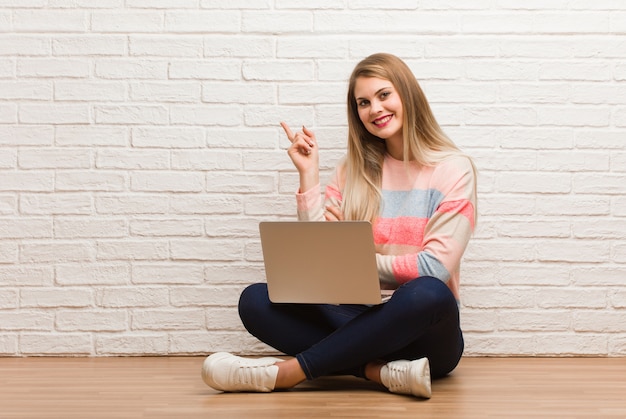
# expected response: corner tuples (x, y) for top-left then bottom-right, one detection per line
(0, 356), (624, 418)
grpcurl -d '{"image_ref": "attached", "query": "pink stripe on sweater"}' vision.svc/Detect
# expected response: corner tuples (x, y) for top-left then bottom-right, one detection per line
(373, 217), (427, 247)
(437, 199), (475, 229)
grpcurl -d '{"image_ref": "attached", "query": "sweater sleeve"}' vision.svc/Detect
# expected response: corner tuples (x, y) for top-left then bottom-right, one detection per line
(295, 169), (344, 221)
(376, 156), (476, 286)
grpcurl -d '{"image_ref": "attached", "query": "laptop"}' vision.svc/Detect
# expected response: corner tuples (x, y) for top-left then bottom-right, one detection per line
(259, 221), (389, 305)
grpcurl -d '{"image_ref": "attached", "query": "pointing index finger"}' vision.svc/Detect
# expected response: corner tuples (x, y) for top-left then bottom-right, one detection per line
(280, 121), (295, 143)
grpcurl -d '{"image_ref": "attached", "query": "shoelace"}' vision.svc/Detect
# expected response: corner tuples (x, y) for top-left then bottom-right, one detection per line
(230, 362), (270, 389)
(386, 364), (409, 392)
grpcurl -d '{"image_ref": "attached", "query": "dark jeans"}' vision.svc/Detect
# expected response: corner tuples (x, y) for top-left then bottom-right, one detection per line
(238, 276), (464, 380)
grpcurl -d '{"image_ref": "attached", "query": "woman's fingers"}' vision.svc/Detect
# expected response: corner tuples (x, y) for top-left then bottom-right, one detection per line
(281, 122), (316, 156)
(324, 205), (344, 221)
(280, 121), (295, 143)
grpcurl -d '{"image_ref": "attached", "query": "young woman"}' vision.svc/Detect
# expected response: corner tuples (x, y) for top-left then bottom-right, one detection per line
(202, 53), (477, 399)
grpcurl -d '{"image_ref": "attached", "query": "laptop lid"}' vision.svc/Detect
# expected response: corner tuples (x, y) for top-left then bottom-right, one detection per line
(259, 221), (382, 305)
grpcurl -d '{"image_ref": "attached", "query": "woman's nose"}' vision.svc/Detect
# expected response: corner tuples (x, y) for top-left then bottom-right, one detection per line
(370, 100), (383, 114)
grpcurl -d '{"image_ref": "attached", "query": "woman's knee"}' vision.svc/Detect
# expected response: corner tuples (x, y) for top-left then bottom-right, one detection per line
(393, 276), (458, 314)
(238, 283), (269, 322)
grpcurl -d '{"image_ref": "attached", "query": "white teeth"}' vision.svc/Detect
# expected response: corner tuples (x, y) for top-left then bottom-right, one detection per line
(374, 115), (392, 125)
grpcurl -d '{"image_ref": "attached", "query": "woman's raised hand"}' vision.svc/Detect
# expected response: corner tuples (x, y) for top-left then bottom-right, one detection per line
(280, 122), (319, 192)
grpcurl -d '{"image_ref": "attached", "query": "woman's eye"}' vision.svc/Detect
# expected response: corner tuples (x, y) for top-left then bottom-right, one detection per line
(380, 91), (390, 99)
(358, 100), (369, 107)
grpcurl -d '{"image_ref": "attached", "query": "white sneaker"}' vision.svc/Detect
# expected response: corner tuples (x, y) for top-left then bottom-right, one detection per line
(380, 358), (432, 399)
(201, 352), (283, 392)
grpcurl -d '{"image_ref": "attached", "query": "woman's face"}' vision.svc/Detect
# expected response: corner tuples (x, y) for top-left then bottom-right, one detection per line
(353, 76), (404, 144)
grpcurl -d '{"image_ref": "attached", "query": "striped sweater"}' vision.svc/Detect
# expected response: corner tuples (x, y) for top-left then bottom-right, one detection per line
(295, 154), (476, 301)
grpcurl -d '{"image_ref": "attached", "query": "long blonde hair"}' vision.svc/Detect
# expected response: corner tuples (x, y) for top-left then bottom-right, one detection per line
(341, 53), (477, 223)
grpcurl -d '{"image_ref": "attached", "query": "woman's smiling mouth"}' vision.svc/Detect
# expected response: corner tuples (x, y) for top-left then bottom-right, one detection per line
(373, 115), (393, 127)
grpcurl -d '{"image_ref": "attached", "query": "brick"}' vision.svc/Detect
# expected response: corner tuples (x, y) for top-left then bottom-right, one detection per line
(20, 193), (92, 214)
(96, 287), (169, 308)
(277, 37), (348, 58)
(97, 149), (169, 169)
(56, 263), (130, 286)
(130, 218), (203, 237)
(131, 127), (205, 148)
(205, 128), (278, 148)
(0, 81), (52, 100)
(242, 60), (314, 81)
(205, 172), (275, 193)
(171, 150), (241, 170)
(56, 310), (127, 332)
(91, 11), (163, 33)
(0, 311), (54, 331)
(0, 289), (18, 309)
(96, 239), (169, 261)
(20, 288), (93, 308)
(0, 218), (52, 239)
(536, 240), (610, 263)
(169, 285), (243, 307)
(205, 216), (259, 238)
(203, 0), (271, 8)
(54, 81), (127, 101)
(204, 36), (273, 58)
(52, 35), (126, 56)
(0, 149), (16, 168)
(18, 148), (91, 169)
(95, 334), (169, 356)
(170, 105), (242, 126)
(540, 62), (611, 81)
(17, 58), (90, 78)
(499, 311), (572, 331)
(497, 172), (571, 194)
(13, 10), (87, 32)
(94, 105), (168, 125)
(96, 59), (169, 79)
(169, 60), (240, 80)
(0, 103), (17, 123)
(20, 333), (92, 355)
(534, 334), (608, 356)
(537, 150), (609, 171)
(20, 241), (95, 263)
(0, 195), (17, 215)
(19, 104), (90, 124)
(573, 173), (626, 194)
(278, 82), (346, 105)
(1, 172), (53, 192)
(131, 172), (204, 192)
(165, 11), (240, 33)
(56, 126), (128, 147)
(48, 0), (123, 6)
(129, 36), (203, 57)
(56, 170), (127, 192)
(54, 217), (127, 238)
(96, 194), (169, 214)
(0, 266), (53, 286)
(202, 82), (275, 104)
(1, 126), (53, 146)
(0, 335), (17, 355)
(573, 310), (626, 332)
(0, 35), (50, 56)
(132, 263), (204, 285)
(128, 0), (195, 7)
(130, 81), (200, 103)
(170, 239), (242, 261)
(131, 309), (205, 330)
(169, 194), (243, 215)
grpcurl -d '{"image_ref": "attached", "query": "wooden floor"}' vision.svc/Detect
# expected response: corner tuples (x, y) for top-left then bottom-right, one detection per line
(0, 357), (625, 418)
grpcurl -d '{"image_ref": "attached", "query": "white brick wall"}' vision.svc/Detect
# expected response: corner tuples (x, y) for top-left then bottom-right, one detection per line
(1, 2), (625, 357)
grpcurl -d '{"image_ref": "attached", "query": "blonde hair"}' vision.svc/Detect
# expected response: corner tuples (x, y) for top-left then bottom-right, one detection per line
(341, 53), (477, 223)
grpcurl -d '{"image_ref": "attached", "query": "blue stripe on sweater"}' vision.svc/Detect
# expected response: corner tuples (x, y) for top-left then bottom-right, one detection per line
(380, 189), (444, 219)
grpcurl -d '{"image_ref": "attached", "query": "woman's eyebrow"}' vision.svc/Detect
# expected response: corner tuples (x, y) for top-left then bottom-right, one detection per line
(355, 86), (393, 101)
